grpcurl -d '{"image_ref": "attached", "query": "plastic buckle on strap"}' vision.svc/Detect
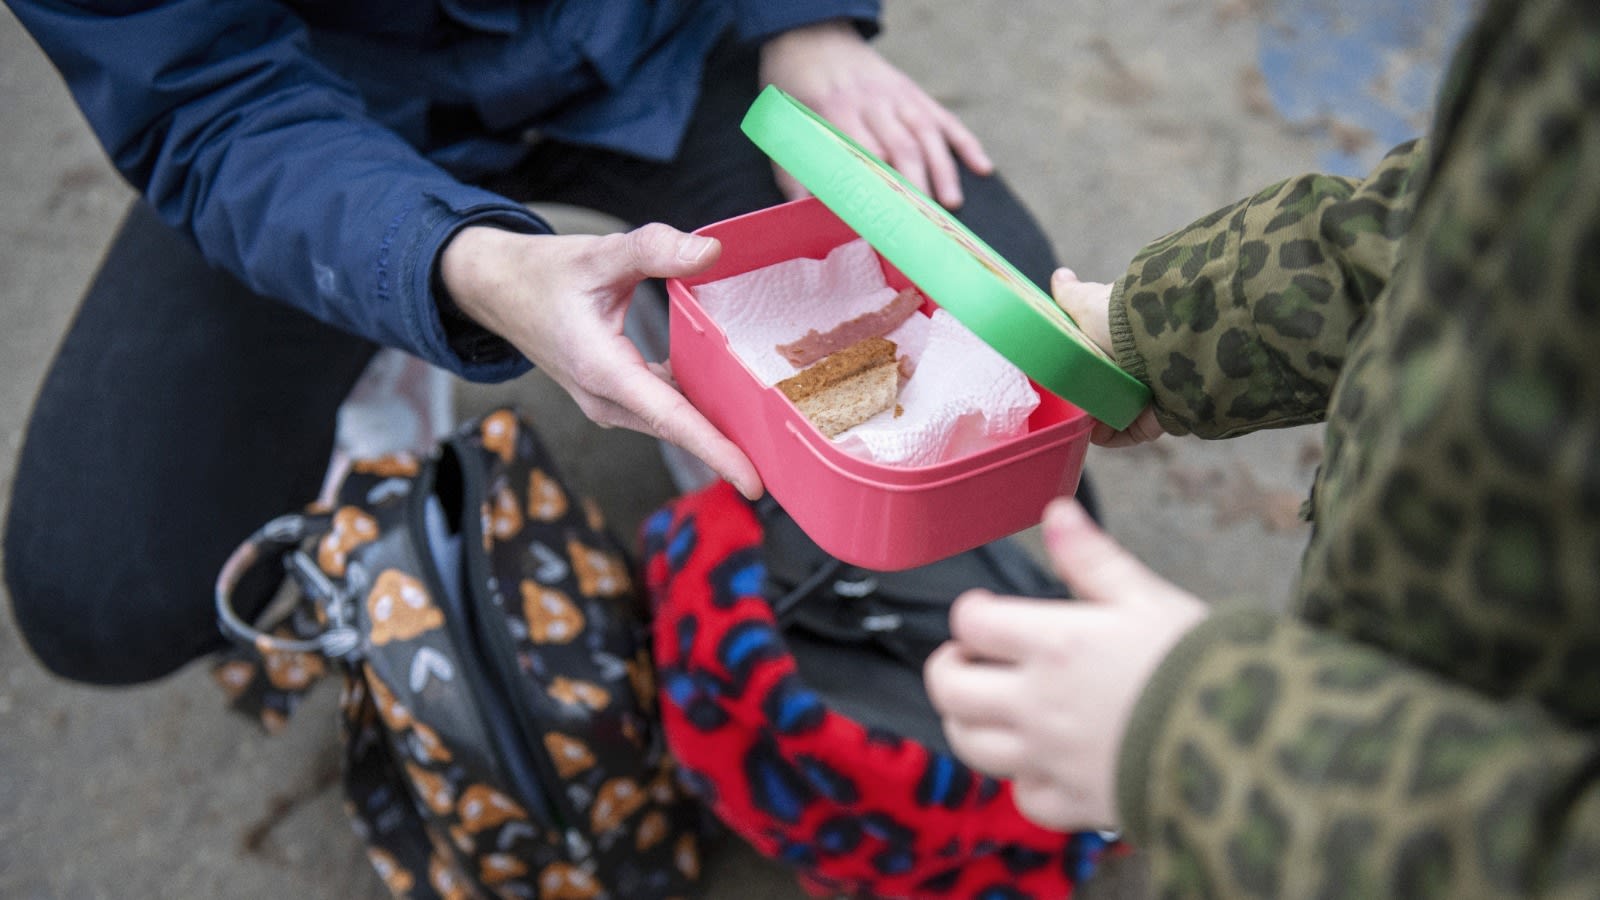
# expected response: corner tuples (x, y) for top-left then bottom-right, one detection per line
(214, 514), (364, 661)
(858, 613), (903, 633)
(284, 552), (365, 662)
(830, 577), (878, 598)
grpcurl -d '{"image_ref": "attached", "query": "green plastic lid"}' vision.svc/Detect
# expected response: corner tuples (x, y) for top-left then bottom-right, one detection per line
(741, 85), (1150, 430)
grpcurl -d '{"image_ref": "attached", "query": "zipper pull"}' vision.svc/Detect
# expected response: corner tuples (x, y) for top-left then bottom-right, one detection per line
(860, 613), (903, 632)
(831, 576), (878, 598)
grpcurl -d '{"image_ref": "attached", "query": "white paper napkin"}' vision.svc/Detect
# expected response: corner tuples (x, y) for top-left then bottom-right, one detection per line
(692, 239), (1038, 466)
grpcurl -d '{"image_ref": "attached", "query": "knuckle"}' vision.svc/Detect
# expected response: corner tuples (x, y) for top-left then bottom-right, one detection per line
(627, 223), (674, 265)
(1011, 782), (1070, 830)
(583, 400), (627, 431)
(946, 590), (989, 639)
(884, 136), (920, 160)
(923, 665), (952, 710)
(566, 356), (610, 392)
(571, 393), (609, 423)
(1010, 783), (1048, 818)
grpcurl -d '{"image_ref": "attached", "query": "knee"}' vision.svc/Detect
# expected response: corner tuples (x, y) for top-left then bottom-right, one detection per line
(4, 510), (207, 686)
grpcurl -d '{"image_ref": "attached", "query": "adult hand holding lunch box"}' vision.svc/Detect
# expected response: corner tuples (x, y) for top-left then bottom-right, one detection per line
(441, 19), (1022, 509)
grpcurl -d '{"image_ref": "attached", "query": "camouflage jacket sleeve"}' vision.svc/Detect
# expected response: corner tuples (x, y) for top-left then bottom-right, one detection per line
(1117, 609), (1600, 900)
(1107, 142), (1426, 438)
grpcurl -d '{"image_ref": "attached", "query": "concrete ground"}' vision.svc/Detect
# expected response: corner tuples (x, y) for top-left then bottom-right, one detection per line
(0, 1), (1467, 897)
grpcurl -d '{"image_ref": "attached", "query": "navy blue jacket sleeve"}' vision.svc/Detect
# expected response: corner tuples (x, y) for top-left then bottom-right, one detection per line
(8, 0), (541, 382)
(732, 0), (882, 44)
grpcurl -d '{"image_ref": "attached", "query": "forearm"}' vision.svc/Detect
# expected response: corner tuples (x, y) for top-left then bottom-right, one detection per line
(11, 0), (546, 380)
(1110, 140), (1426, 438)
(1118, 608), (1600, 899)
(187, 120), (545, 380)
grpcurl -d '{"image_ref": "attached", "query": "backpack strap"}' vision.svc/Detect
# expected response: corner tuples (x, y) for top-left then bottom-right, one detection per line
(212, 451), (425, 730)
(755, 494), (1068, 671)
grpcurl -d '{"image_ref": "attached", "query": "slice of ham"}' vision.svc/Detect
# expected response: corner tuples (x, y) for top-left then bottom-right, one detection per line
(777, 287), (925, 368)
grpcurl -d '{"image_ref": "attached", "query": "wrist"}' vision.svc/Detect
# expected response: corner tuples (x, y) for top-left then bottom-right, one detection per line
(438, 225), (515, 330)
(774, 18), (859, 42)
(760, 18), (862, 74)
(436, 225), (522, 364)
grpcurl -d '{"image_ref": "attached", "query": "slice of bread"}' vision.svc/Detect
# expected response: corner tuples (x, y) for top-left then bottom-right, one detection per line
(776, 286), (925, 368)
(776, 337), (899, 438)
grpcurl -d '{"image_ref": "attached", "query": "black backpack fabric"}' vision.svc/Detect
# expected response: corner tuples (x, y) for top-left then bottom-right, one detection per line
(214, 407), (704, 899)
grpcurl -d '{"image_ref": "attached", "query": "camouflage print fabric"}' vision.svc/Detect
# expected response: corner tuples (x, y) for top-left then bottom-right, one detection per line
(1107, 0), (1600, 897)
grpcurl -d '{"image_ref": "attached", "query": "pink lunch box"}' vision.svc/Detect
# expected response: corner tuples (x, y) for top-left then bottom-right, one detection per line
(666, 197), (1093, 571)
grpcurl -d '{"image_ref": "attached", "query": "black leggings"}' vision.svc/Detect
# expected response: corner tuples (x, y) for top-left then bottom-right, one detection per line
(4, 40), (1073, 685)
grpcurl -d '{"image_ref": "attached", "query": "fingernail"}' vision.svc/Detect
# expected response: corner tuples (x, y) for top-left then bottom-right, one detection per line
(677, 235), (715, 264)
(1052, 267), (1076, 285)
(726, 472), (762, 502)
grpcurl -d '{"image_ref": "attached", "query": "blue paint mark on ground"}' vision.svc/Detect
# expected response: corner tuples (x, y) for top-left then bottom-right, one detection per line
(1257, 0), (1476, 174)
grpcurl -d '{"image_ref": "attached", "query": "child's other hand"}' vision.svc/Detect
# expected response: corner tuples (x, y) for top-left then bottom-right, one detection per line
(923, 498), (1208, 832)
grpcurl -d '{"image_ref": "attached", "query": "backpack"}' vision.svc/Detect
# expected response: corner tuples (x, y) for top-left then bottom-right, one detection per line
(640, 481), (1122, 900)
(212, 407), (703, 899)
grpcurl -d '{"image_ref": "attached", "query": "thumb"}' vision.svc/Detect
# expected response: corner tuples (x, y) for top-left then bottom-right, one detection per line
(1040, 499), (1165, 606)
(619, 223), (723, 280)
(1050, 268), (1113, 354)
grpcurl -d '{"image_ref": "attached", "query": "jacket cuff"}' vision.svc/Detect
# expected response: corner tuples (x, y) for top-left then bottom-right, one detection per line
(1108, 275), (1146, 386)
(1109, 273), (1189, 437)
(404, 192), (550, 383)
(1115, 604), (1273, 842)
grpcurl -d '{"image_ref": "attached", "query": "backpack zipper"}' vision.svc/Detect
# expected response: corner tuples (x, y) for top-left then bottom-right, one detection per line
(447, 436), (592, 861)
(404, 456), (565, 836)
